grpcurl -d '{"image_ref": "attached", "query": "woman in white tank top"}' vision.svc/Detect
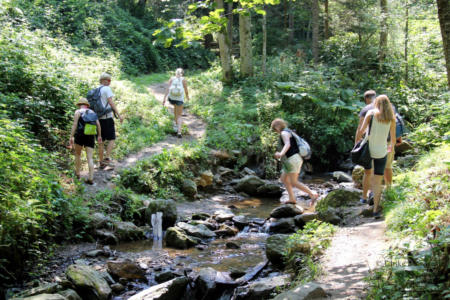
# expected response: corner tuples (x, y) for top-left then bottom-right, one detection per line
(358, 95), (396, 219)
(163, 68), (190, 138)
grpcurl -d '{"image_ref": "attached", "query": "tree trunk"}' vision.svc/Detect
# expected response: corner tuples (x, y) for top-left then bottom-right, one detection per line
(325, 0), (329, 39)
(284, 0), (288, 46)
(139, 0), (147, 11)
(215, 0), (234, 84)
(154, 0), (159, 21)
(227, 2), (234, 45)
(262, 9), (267, 76)
(312, 0), (319, 64)
(306, 20), (311, 41)
(288, 2), (294, 45)
(378, 0), (388, 64)
(405, 0), (409, 83)
(204, 34), (213, 49)
(239, 8), (253, 78)
(437, 0), (450, 89)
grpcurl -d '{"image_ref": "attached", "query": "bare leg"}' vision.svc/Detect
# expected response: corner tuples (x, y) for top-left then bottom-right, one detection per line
(384, 168), (393, 186)
(176, 104), (183, 133)
(85, 147), (95, 181)
(104, 140), (115, 159)
(362, 169), (372, 200)
(173, 105), (178, 125)
(372, 174), (383, 213)
(75, 144), (83, 176)
(280, 171), (296, 203)
(287, 173), (318, 199)
(98, 142), (104, 163)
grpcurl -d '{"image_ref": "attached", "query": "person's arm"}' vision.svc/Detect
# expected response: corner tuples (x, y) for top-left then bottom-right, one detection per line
(183, 78), (189, 101)
(163, 78), (173, 106)
(358, 111), (373, 137)
(355, 116), (365, 144)
(69, 112), (81, 146)
(388, 119), (396, 153)
(96, 120), (103, 144)
(107, 97), (123, 123)
(275, 131), (291, 158)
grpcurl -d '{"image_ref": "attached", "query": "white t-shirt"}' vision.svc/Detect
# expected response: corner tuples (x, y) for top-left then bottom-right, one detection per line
(368, 116), (392, 158)
(98, 85), (115, 119)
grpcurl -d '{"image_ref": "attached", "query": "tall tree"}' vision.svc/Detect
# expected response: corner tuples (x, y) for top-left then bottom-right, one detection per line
(312, 0), (319, 64)
(378, 0), (388, 64)
(227, 2), (234, 45)
(404, 0), (409, 83)
(215, 0), (234, 83)
(288, 1), (294, 44)
(262, 8), (267, 75)
(239, 7), (253, 78)
(437, 0), (450, 89)
(325, 0), (329, 39)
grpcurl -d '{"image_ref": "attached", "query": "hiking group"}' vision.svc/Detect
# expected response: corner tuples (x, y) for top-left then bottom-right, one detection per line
(69, 69), (189, 185)
(69, 70), (402, 218)
(271, 90), (404, 219)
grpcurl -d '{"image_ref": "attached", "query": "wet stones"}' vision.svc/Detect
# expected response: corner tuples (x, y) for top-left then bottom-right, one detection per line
(21, 294), (66, 300)
(265, 234), (289, 264)
(181, 179), (197, 197)
(191, 212), (211, 220)
(217, 224), (239, 236)
(176, 222), (217, 238)
(107, 258), (145, 279)
(318, 207), (342, 225)
(294, 213), (320, 227)
(257, 184), (282, 197)
(58, 290), (82, 300)
(155, 270), (174, 283)
(233, 274), (290, 300)
(226, 242), (240, 249)
(232, 215), (250, 230)
(241, 167), (257, 177)
(188, 220), (217, 230)
(272, 282), (326, 300)
(165, 227), (197, 249)
(269, 218), (295, 234)
(110, 283), (125, 294)
(270, 204), (304, 218)
(144, 199), (177, 230)
(315, 188), (362, 212)
(66, 264), (112, 300)
(235, 175), (265, 196)
(16, 283), (59, 298)
(216, 213), (235, 223)
(197, 268), (217, 296)
(127, 277), (188, 300)
(114, 222), (145, 241)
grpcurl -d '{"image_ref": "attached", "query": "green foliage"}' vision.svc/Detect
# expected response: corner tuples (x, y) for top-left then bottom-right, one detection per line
(367, 227), (450, 300)
(118, 143), (210, 198)
(283, 220), (337, 283)
(0, 117), (70, 278)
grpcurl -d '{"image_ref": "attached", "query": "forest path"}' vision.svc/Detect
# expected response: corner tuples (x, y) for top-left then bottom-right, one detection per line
(316, 217), (389, 299)
(80, 82), (206, 192)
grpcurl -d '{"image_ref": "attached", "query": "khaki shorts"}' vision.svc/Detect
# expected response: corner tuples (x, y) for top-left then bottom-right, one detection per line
(282, 154), (303, 174)
(385, 142), (395, 169)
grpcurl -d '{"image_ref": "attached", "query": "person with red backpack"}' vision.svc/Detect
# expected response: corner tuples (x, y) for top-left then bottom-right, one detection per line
(69, 98), (102, 184)
(163, 68), (190, 138)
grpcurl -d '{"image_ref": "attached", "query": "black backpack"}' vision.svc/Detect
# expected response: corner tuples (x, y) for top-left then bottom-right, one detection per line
(77, 109), (99, 135)
(86, 86), (113, 118)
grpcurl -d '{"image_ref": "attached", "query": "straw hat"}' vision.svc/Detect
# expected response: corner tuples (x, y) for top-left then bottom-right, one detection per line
(76, 98), (90, 107)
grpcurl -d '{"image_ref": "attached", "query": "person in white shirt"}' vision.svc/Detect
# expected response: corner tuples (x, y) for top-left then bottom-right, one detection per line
(97, 73), (123, 169)
(358, 95), (396, 219)
(162, 68), (190, 138)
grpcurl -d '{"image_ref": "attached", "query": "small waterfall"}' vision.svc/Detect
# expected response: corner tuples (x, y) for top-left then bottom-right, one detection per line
(151, 212), (163, 250)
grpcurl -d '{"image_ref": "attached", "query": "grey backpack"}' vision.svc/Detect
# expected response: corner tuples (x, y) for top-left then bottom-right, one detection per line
(86, 86), (113, 118)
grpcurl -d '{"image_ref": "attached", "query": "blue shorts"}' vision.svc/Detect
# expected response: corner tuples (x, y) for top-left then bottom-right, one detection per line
(168, 98), (184, 106)
(363, 155), (387, 176)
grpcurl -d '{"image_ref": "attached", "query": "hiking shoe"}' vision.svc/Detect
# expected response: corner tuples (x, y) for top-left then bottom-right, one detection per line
(373, 212), (381, 219)
(177, 132), (182, 138)
(100, 158), (114, 169)
(85, 179), (94, 185)
(360, 198), (368, 204)
(368, 192), (374, 205)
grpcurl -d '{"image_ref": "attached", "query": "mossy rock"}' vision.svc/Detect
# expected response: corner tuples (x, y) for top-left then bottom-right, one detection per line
(265, 234), (289, 264)
(165, 227), (197, 249)
(114, 221), (145, 241)
(66, 264), (112, 300)
(316, 188), (362, 212)
(144, 199), (177, 230)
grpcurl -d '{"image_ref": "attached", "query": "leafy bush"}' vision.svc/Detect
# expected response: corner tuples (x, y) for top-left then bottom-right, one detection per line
(283, 220), (337, 283)
(0, 117), (70, 279)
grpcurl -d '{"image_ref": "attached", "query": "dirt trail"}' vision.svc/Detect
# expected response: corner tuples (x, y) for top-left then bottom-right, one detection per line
(79, 82), (206, 192)
(316, 218), (389, 299)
